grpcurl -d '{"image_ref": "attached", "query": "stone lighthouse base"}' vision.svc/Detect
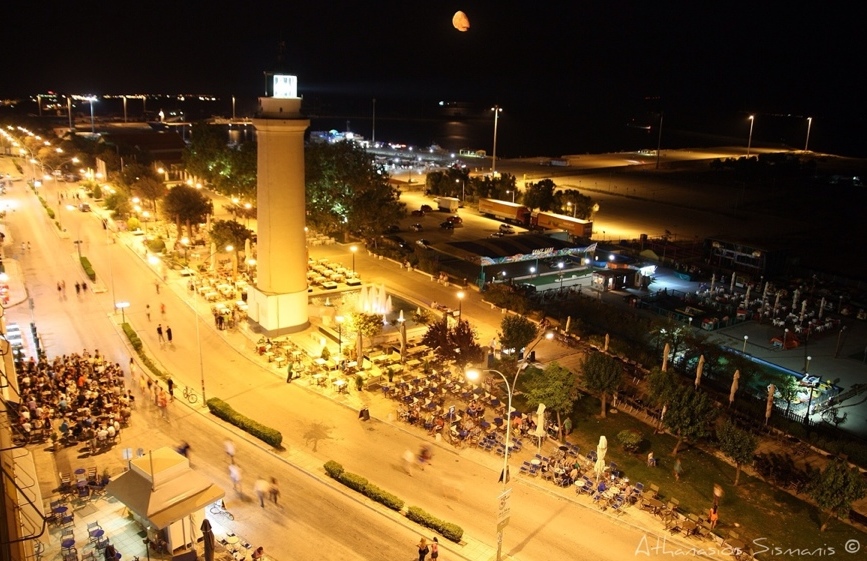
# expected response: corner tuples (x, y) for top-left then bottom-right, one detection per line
(245, 286), (310, 336)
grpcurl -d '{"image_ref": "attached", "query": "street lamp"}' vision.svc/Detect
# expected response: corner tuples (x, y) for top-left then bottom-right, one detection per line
(746, 115), (755, 157)
(86, 96), (98, 134)
(506, 189), (515, 203)
(350, 245), (358, 273)
(456, 178), (466, 202)
(743, 335), (749, 353)
(466, 331), (552, 561)
(457, 291), (465, 318)
(491, 105), (503, 176)
(804, 117), (813, 152)
(558, 262), (565, 290)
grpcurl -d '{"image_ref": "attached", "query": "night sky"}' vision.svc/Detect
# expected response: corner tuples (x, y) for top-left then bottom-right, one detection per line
(5, 1), (867, 153)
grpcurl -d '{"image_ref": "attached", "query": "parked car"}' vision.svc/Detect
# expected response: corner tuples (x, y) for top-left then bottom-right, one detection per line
(515, 283), (537, 295)
(384, 224), (401, 234)
(489, 232), (506, 238)
(411, 223), (423, 232)
(382, 235), (412, 252)
(447, 215), (463, 225)
(440, 221), (455, 230)
(499, 224), (515, 234)
(416, 239), (432, 249)
(78, 203), (91, 212)
(411, 209), (425, 217)
(420, 204), (433, 213)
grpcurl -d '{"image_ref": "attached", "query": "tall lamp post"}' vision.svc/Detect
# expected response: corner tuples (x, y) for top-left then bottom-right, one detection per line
(804, 117), (813, 152)
(746, 115), (755, 157)
(86, 96), (98, 134)
(803, 355), (813, 424)
(457, 291), (465, 318)
(491, 105), (503, 176)
(742, 335), (749, 353)
(466, 331), (552, 561)
(350, 245), (358, 274)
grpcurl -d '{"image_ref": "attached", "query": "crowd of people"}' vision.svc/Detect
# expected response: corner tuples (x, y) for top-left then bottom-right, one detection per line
(14, 350), (133, 450)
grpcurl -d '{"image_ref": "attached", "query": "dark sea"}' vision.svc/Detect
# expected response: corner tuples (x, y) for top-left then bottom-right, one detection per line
(63, 94), (867, 159)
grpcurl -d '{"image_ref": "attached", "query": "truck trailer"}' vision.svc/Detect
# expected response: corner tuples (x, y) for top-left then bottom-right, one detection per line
(436, 197), (461, 212)
(478, 198), (532, 226)
(531, 211), (593, 238)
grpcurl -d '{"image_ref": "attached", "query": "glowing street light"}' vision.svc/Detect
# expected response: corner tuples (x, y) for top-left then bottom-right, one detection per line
(457, 291), (465, 317)
(804, 117), (813, 152)
(466, 331), (552, 561)
(350, 245), (358, 273)
(746, 115), (755, 157)
(491, 105), (503, 176)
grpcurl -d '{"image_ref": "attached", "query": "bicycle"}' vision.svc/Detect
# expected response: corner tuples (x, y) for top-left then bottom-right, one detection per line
(209, 499), (234, 520)
(183, 385), (198, 404)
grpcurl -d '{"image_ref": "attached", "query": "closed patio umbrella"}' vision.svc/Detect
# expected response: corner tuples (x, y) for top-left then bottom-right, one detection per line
(201, 519), (214, 561)
(534, 403), (547, 454)
(604, 333), (610, 352)
(356, 331), (364, 370)
(399, 320), (407, 364)
(729, 370), (740, 406)
(593, 435), (608, 482)
(819, 297), (826, 319)
(694, 355), (705, 389)
(661, 343), (670, 372)
(743, 285), (751, 307)
(710, 273), (715, 292)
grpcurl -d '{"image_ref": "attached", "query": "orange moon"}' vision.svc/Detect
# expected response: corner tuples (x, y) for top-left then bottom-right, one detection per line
(452, 11), (470, 32)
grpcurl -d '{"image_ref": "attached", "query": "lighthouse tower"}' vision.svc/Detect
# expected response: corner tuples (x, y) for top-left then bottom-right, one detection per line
(246, 73), (310, 334)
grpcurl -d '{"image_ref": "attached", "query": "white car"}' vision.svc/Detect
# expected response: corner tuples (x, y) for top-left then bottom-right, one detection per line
(498, 224), (515, 234)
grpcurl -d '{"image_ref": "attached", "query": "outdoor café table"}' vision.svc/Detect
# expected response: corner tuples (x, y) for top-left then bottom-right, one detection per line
(314, 358), (327, 367)
(680, 519), (698, 536)
(724, 538), (746, 554)
(52, 505), (69, 515)
(333, 379), (348, 393)
(406, 359), (422, 368)
(312, 374), (327, 387)
(89, 528), (105, 542)
(642, 498), (664, 514)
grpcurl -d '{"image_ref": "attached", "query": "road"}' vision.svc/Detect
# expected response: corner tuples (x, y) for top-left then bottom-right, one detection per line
(2, 155), (706, 561)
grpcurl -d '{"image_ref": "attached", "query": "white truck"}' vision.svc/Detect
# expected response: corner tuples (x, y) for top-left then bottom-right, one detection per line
(436, 196), (461, 212)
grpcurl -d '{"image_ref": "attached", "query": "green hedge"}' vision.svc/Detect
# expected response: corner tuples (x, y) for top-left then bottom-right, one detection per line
(323, 461), (461, 539)
(80, 257), (96, 281)
(207, 397), (283, 448)
(324, 460), (405, 511)
(121, 323), (168, 381)
(406, 506), (464, 542)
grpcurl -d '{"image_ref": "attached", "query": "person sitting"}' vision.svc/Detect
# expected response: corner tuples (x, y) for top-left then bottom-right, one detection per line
(252, 547), (265, 560)
(647, 451), (657, 467)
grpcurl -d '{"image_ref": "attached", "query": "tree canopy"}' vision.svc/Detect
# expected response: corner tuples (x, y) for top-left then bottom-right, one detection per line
(663, 385), (718, 455)
(518, 362), (577, 441)
(522, 178), (558, 210)
(305, 142), (405, 240)
(581, 352), (623, 418)
(209, 219), (253, 252)
(716, 420), (758, 486)
(163, 185), (213, 238)
(498, 315), (538, 355)
(808, 458), (867, 531)
(421, 318), (483, 372)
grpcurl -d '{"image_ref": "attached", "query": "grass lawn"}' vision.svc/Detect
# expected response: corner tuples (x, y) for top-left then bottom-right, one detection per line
(546, 393), (865, 552)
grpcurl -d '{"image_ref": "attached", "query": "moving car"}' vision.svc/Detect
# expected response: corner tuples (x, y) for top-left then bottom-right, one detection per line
(79, 203), (91, 212)
(416, 239), (432, 249)
(384, 224), (401, 234)
(411, 223), (423, 232)
(420, 204), (433, 212)
(411, 209), (425, 217)
(499, 224), (515, 234)
(446, 215), (463, 225)
(440, 221), (455, 230)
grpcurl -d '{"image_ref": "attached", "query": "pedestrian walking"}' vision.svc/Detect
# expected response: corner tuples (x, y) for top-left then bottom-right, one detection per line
(146, 304), (151, 321)
(57, 282), (62, 298)
(430, 537), (439, 559)
(81, 281), (87, 293)
(709, 504), (719, 528)
(156, 324), (165, 344)
(228, 464), (242, 493)
(129, 357), (136, 377)
(158, 389), (168, 419)
(403, 449), (416, 476)
(166, 325), (173, 345)
(417, 537), (430, 561)
(673, 457), (683, 481)
(268, 477), (280, 504)
(254, 477), (269, 508)
(61, 280), (66, 296)
(74, 282), (81, 295)
(160, 303), (166, 316)
(139, 373), (147, 395)
(225, 439), (236, 464)
(26, 241), (30, 251)
(167, 377), (174, 402)
(155, 280), (160, 294)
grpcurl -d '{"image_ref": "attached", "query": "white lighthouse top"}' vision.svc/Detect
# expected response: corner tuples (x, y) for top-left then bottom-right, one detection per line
(259, 73), (302, 118)
(272, 74), (297, 99)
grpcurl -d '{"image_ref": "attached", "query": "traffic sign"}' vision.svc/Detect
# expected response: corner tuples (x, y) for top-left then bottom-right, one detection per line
(497, 488), (512, 530)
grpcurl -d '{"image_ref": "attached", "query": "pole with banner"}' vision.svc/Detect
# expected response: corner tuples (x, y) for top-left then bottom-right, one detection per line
(496, 488), (511, 561)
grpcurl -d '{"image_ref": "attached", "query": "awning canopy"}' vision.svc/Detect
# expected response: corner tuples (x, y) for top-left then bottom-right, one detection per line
(105, 447), (224, 529)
